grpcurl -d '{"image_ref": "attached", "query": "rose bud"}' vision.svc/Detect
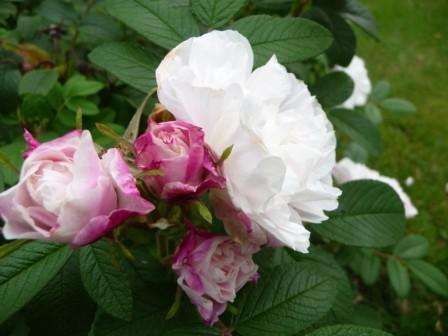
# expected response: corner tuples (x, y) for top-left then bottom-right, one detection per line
(0, 130), (154, 247)
(134, 120), (225, 201)
(172, 226), (259, 325)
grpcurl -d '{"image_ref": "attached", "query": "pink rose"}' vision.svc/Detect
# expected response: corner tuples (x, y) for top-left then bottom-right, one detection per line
(134, 120), (225, 201)
(0, 130), (154, 247)
(172, 226), (259, 325)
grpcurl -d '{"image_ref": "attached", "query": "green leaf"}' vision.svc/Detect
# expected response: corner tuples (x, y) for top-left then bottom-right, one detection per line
(16, 15), (44, 40)
(0, 140), (24, 185)
(387, 258), (410, 298)
(371, 80), (391, 101)
(0, 67), (20, 114)
(330, 108), (382, 156)
(21, 94), (55, 124)
(380, 98), (416, 116)
(66, 97), (99, 116)
(163, 325), (220, 335)
(393, 235), (429, 259)
(293, 247), (355, 323)
(310, 71), (354, 108)
(234, 262), (337, 335)
(89, 282), (171, 336)
(314, 180), (406, 248)
(340, 0), (379, 39)
(407, 260), (448, 298)
(360, 252), (381, 285)
(79, 11), (123, 47)
(364, 103), (383, 125)
(232, 15), (333, 67)
(307, 324), (392, 336)
(344, 142), (368, 163)
(0, 2), (17, 23)
(314, 0), (379, 39)
(63, 74), (104, 98)
(25, 254), (96, 336)
(193, 201), (213, 224)
(89, 42), (159, 93)
(79, 239), (133, 321)
(191, 0), (247, 28)
(0, 240), (27, 259)
(37, 0), (77, 23)
(18, 69), (58, 96)
(107, 0), (199, 50)
(0, 241), (72, 324)
(326, 12), (356, 66)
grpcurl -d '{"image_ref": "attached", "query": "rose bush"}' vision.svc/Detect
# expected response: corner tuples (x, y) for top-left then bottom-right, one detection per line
(0, 1), (445, 336)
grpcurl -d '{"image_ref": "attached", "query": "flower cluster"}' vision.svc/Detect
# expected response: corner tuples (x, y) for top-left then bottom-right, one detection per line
(0, 31), (342, 325)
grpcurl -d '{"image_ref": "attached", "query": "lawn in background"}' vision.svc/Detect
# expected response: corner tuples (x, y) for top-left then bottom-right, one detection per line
(358, 0), (448, 264)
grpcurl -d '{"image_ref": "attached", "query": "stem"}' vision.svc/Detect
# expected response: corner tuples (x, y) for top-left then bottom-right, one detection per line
(165, 286), (182, 320)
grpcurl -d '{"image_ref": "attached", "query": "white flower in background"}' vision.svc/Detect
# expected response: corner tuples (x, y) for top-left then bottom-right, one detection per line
(333, 158), (418, 219)
(405, 176), (414, 187)
(334, 55), (372, 109)
(156, 30), (341, 252)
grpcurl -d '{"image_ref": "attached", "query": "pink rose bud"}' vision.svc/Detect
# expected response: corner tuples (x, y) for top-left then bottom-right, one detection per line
(172, 227), (259, 325)
(0, 130), (154, 247)
(134, 120), (225, 201)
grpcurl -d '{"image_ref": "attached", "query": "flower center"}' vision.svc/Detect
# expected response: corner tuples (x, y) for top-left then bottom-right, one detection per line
(28, 161), (73, 214)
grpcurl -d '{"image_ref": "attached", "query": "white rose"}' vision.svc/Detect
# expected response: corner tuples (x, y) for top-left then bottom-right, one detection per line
(156, 30), (341, 252)
(333, 158), (418, 219)
(334, 55), (372, 109)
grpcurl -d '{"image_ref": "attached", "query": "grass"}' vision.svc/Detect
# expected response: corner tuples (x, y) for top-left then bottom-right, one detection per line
(357, 0), (448, 267)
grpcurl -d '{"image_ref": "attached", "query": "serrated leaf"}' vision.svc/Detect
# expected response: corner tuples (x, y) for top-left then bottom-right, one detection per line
(380, 98), (416, 116)
(0, 241), (72, 323)
(191, 0), (247, 28)
(393, 235), (429, 259)
(232, 15), (333, 67)
(0, 240), (27, 259)
(311, 71), (354, 108)
(387, 258), (410, 298)
(407, 260), (448, 298)
(89, 42), (159, 93)
(314, 180), (406, 248)
(330, 108), (382, 156)
(25, 254), (96, 336)
(79, 11), (124, 47)
(90, 282), (172, 336)
(107, 0), (199, 50)
(79, 239), (133, 321)
(293, 247), (355, 323)
(234, 262), (337, 336)
(18, 69), (58, 96)
(307, 324), (392, 336)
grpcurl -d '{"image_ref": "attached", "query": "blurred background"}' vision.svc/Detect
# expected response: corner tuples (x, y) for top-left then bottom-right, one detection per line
(358, 0), (447, 332)
(359, 0), (447, 265)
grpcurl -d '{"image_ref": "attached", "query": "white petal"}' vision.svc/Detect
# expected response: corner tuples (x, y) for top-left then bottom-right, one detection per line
(334, 56), (372, 109)
(333, 158), (418, 219)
